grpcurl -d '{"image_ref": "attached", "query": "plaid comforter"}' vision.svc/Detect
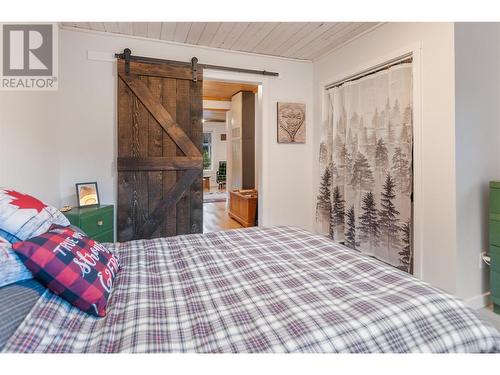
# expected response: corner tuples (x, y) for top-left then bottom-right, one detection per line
(3, 226), (500, 353)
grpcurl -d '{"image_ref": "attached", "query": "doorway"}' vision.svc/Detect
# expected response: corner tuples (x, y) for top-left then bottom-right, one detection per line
(202, 80), (259, 233)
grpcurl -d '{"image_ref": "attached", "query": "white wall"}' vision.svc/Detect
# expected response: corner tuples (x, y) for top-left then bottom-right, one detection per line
(0, 91), (60, 206)
(58, 28), (314, 230)
(455, 23), (500, 304)
(203, 121), (228, 187)
(313, 23), (458, 294)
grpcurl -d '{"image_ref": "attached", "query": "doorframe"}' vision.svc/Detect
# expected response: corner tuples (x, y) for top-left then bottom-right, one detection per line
(203, 69), (268, 227)
(318, 42), (423, 279)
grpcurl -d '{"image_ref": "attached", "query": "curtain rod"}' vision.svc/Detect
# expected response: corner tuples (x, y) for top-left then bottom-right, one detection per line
(115, 49), (279, 77)
(325, 53), (413, 90)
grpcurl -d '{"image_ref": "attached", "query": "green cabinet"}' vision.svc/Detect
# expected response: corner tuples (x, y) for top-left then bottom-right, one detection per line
(63, 205), (114, 243)
(489, 182), (500, 312)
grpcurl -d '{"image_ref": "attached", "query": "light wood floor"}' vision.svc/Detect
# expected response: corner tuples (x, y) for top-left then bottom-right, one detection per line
(203, 201), (243, 233)
(204, 185), (226, 195)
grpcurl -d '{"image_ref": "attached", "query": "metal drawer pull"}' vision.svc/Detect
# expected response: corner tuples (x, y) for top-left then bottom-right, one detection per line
(97, 220), (104, 227)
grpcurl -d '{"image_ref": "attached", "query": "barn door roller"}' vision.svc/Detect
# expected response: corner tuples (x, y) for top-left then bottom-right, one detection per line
(114, 48), (133, 75)
(115, 49), (279, 79)
(191, 57), (198, 82)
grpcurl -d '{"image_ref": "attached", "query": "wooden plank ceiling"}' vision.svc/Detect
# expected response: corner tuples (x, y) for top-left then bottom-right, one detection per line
(203, 80), (258, 122)
(61, 22), (379, 61)
(203, 110), (226, 123)
(203, 81), (258, 101)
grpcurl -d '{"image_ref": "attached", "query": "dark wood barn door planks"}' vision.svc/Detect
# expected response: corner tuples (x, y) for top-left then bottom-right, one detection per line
(117, 58), (203, 241)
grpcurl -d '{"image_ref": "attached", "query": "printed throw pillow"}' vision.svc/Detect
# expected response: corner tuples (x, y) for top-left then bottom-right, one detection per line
(12, 225), (120, 317)
(0, 235), (33, 288)
(0, 188), (70, 243)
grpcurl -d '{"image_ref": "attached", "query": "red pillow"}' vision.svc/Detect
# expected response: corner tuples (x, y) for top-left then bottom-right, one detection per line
(12, 225), (120, 317)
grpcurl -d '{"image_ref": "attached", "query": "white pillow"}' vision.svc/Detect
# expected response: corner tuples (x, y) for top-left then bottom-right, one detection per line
(0, 188), (69, 243)
(0, 235), (32, 288)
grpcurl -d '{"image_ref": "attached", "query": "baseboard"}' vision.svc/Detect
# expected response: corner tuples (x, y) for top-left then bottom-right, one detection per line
(465, 291), (491, 309)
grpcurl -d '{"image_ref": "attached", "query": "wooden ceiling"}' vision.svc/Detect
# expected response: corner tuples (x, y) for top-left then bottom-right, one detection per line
(203, 110), (226, 123)
(61, 22), (379, 61)
(202, 80), (258, 122)
(203, 81), (258, 101)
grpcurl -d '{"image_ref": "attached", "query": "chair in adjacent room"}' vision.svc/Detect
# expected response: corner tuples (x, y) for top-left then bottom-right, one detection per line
(216, 161), (227, 190)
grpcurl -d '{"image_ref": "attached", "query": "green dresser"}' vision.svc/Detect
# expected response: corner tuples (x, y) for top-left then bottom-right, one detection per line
(63, 205), (114, 243)
(490, 182), (500, 313)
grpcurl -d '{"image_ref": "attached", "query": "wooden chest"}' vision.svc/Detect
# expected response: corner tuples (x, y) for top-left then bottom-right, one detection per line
(229, 189), (257, 227)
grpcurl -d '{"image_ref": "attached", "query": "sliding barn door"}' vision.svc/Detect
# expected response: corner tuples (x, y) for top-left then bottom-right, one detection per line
(117, 58), (203, 241)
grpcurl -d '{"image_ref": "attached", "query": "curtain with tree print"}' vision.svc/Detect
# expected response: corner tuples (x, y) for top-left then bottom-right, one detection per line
(316, 63), (413, 273)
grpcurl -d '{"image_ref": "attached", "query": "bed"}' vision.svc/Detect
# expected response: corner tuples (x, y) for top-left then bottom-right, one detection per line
(2, 226), (500, 353)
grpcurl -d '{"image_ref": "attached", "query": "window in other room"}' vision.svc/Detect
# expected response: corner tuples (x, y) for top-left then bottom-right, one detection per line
(203, 132), (213, 170)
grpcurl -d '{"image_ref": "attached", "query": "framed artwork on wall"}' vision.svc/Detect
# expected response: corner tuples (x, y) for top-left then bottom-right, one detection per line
(277, 102), (306, 143)
(76, 182), (100, 207)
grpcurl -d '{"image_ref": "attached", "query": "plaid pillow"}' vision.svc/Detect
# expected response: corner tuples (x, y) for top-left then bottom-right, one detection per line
(12, 225), (119, 317)
(0, 235), (33, 288)
(0, 188), (70, 243)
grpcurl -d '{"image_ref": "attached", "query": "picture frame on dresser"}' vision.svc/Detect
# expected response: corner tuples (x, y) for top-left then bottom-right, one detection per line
(76, 182), (100, 207)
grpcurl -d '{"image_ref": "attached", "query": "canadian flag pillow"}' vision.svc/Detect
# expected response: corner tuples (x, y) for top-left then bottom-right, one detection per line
(12, 225), (120, 317)
(0, 188), (70, 243)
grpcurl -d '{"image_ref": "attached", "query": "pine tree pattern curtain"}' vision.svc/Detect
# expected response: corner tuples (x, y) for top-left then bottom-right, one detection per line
(316, 63), (413, 273)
